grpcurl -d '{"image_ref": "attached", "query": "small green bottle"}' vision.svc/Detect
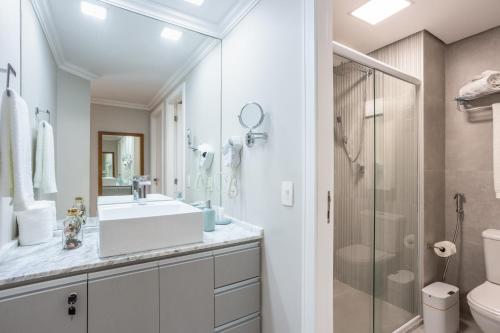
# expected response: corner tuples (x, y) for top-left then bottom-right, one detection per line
(203, 200), (216, 232)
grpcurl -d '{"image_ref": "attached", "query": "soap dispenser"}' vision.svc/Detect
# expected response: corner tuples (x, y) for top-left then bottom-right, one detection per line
(203, 200), (216, 232)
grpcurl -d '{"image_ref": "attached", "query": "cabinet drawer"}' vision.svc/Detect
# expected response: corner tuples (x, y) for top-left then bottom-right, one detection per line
(0, 275), (87, 333)
(215, 281), (260, 327)
(216, 316), (260, 333)
(214, 244), (260, 288)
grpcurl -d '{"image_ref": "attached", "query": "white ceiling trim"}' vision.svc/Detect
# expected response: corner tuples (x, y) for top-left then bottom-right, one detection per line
(31, 0), (101, 81)
(97, 0), (261, 39)
(91, 97), (151, 111)
(31, 0), (64, 65)
(147, 38), (219, 110)
(217, 0), (261, 37)
(59, 62), (100, 81)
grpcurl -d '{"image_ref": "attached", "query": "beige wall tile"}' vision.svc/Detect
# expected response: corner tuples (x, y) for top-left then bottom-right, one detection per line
(444, 26), (500, 315)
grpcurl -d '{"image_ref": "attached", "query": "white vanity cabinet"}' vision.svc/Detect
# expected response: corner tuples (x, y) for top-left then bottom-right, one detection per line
(0, 275), (87, 333)
(87, 262), (159, 333)
(213, 243), (261, 333)
(0, 241), (261, 333)
(159, 252), (215, 333)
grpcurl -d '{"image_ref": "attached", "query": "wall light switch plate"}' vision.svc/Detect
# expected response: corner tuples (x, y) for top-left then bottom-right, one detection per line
(281, 181), (294, 207)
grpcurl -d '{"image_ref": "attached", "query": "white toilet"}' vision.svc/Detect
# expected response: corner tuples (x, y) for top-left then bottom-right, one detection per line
(467, 229), (500, 333)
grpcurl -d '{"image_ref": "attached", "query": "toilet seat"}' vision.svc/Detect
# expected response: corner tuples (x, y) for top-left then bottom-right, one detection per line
(467, 282), (500, 320)
(336, 244), (396, 263)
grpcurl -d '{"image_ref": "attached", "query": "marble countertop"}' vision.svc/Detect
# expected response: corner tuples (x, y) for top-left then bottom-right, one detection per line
(0, 220), (263, 289)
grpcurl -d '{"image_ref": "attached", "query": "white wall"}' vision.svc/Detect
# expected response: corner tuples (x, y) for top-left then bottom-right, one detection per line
(89, 104), (151, 215)
(21, 0), (57, 202)
(221, 0), (305, 332)
(56, 70), (91, 218)
(0, 0), (21, 248)
(180, 43), (221, 205)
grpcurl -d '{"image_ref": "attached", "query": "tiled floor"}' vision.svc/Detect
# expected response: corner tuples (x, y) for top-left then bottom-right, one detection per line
(411, 318), (481, 333)
(334, 280), (415, 333)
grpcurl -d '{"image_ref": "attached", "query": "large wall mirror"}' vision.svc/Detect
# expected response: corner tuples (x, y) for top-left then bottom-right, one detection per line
(22, 0), (222, 219)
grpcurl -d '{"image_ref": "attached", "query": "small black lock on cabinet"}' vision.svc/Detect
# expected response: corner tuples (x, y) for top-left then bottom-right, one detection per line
(68, 306), (76, 316)
(67, 292), (78, 305)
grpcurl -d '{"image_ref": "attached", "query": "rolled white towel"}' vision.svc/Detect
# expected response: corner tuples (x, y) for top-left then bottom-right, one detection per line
(16, 201), (55, 246)
(459, 70), (500, 100)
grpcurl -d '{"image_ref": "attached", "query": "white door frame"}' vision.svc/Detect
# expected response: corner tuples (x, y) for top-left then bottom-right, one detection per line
(150, 104), (165, 194)
(164, 83), (186, 199)
(302, 0), (334, 332)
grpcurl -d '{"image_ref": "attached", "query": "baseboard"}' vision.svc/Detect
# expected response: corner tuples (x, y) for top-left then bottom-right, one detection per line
(392, 315), (422, 333)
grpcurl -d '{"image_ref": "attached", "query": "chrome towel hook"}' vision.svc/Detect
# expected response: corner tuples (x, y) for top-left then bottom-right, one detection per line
(4, 63), (17, 97)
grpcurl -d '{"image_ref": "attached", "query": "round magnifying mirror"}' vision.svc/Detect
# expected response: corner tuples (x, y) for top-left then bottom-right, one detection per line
(238, 102), (264, 130)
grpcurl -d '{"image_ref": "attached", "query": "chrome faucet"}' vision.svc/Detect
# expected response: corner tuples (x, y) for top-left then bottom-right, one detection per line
(132, 176), (152, 201)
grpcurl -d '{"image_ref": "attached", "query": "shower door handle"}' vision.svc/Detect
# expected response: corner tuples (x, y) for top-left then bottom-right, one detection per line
(327, 191), (331, 224)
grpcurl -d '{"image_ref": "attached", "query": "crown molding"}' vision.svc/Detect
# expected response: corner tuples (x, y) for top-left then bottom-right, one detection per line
(218, 0), (261, 38)
(98, 0), (219, 37)
(59, 62), (99, 81)
(147, 38), (219, 110)
(31, 0), (65, 65)
(32, 0), (100, 81)
(97, 0), (261, 39)
(91, 98), (151, 111)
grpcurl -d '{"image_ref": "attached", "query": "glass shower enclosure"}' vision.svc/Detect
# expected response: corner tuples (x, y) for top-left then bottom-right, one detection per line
(332, 45), (420, 333)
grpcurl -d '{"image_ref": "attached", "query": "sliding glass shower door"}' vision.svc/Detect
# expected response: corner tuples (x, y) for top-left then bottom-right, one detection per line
(333, 54), (419, 333)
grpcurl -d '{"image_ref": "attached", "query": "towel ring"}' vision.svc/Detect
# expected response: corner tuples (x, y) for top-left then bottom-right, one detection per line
(35, 108), (51, 127)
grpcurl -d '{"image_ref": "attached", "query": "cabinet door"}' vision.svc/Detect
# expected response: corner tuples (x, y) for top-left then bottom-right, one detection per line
(88, 262), (159, 333)
(159, 253), (214, 333)
(0, 275), (87, 333)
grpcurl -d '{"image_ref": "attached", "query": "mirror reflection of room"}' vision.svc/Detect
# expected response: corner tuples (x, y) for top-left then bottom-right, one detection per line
(99, 133), (144, 196)
(15, 0), (222, 218)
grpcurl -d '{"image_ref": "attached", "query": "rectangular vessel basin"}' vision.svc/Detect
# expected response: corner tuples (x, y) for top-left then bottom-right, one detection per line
(98, 200), (203, 257)
(97, 194), (173, 206)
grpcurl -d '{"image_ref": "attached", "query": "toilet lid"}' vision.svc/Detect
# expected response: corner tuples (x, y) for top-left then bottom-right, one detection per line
(337, 244), (395, 263)
(468, 282), (500, 317)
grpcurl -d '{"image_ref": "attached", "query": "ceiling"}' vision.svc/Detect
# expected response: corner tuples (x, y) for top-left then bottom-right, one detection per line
(333, 0), (500, 53)
(33, 0), (259, 110)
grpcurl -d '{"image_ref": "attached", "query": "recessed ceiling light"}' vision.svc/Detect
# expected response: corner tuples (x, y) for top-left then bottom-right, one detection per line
(184, 0), (205, 5)
(351, 0), (411, 25)
(81, 1), (107, 20)
(161, 27), (183, 41)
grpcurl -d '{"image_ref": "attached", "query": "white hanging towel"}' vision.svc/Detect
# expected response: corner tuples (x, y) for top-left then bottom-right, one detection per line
(493, 103), (500, 198)
(34, 120), (57, 194)
(0, 89), (35, 210)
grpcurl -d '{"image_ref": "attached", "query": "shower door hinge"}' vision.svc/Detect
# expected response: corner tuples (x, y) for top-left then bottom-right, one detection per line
(327, 191), (331, 224)
(174, 115), (178, 122)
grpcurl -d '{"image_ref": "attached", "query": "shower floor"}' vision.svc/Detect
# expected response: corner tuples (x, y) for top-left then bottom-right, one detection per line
(334, 279), (414, 333)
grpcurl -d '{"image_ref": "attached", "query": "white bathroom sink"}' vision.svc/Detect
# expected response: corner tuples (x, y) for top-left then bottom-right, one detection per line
(97, 193), (173, 205)
(97, 200), (203, 257)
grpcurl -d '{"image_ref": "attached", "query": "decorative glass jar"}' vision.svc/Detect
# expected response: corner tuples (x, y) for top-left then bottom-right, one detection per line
(62, 208), (83, 250)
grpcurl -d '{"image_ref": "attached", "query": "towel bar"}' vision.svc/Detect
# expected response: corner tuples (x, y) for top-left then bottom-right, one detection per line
(455, 99), (492, 113)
